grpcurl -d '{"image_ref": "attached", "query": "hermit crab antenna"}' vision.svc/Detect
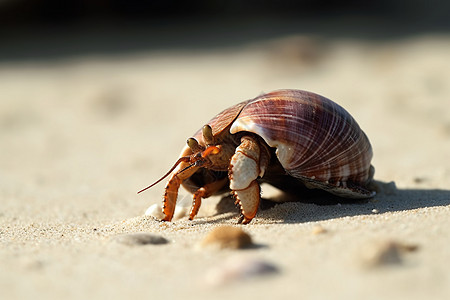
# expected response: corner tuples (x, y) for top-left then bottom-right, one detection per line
(175, 163), (196, 175)
(137, 156), (190, 194)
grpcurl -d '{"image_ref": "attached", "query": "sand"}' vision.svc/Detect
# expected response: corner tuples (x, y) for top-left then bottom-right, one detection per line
(1, 31), (449, 300)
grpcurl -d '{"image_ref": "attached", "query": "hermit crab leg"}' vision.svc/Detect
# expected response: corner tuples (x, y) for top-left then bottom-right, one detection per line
(189, 177), (228, 220)
(162, 172), (182, 221)
(229, 136), (268, 224)
(162, 162), (199, 221)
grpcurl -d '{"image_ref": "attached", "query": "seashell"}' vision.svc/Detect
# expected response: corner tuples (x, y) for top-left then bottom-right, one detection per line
(139, 89), (375, 224)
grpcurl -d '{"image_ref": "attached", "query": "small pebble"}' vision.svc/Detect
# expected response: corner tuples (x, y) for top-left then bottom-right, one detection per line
(200, 226), (253, 250)
(206, 256), (279, 286)
(413, 176), (427, 184)
(20, 257), (45, 270)
(114, 233), (168, 246)
(371, 209), (379, 214)
(311, 225), (327, 235)
(145, 203), (165, 220)
(145, 203), (190, 220)
(361, 240), (418, 267)
(173, 205), (189, 220)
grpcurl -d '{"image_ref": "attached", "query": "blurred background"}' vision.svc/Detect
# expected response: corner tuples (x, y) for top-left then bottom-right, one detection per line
(1, 0), (449, 221)
(1, 0), (449, 60)
(1, 3), (450, 300)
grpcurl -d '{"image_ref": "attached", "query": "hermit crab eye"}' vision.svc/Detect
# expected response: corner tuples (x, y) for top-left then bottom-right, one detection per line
(187, 138), (199, 150)
(202, 125), (214, 145)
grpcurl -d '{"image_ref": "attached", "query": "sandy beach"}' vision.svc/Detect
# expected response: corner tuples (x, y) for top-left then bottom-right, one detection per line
(1, 22), (449, 299)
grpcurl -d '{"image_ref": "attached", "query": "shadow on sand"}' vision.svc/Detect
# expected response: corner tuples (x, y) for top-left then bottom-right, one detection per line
(215, 183), (450, 224)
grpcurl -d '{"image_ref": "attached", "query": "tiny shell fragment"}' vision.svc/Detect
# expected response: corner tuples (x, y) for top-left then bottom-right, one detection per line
(200, 226), (253, 249)
(113, 233), (168, 246)
(311, 225), (327, 235)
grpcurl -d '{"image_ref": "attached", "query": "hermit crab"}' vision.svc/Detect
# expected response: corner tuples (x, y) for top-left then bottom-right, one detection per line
(139, 89), (375, 224)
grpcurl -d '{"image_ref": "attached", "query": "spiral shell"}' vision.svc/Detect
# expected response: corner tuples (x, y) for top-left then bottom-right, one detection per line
(196, 89), (374, 198)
